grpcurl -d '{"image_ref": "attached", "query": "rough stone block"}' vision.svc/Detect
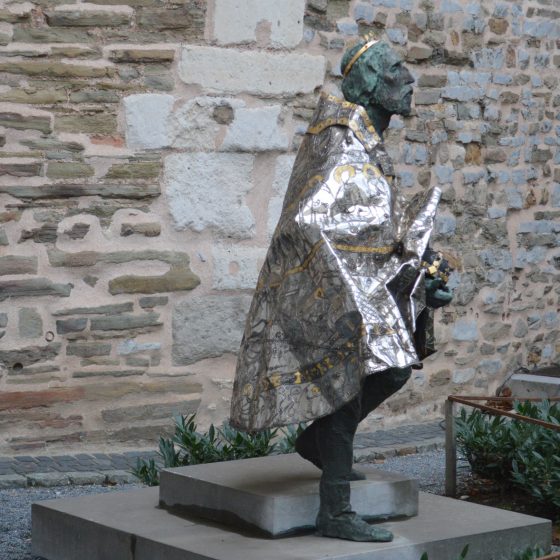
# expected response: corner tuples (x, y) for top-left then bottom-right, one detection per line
(90, 313), (161, 332)
(107, 47), (175, 63)
(108, 266), (200, 295)
(106, 162), (160, 180)
(179, 46), (326, 95)
(19, 224), (57, 244)
(124, 94), (174, 149)
(165, 152), (256, 238)
(0, 184), (160, 200)
(414, 89), (441, 105)
(0, 22), (13, 45)
(48, 249), (188, 268)
(213, 0), (304, 48)
(18, 308), (43, 339)
(46, 4), (133, 27)
(160, 455), (418, 537)
(55, 113), (117, 135)
(73, 369), (145, 379)
(101, 399), (200, 424)
(66, 342), (111, 358)
(212, 245), (267, 289)
(117, 340), (161, 356)
(407, 45), (433, 61)
(0, 255), (38, 276)
(169, 96), (242, 150)
(0, 279), (72, 301)
(53, 303), (133, 316)
(0, 60), (115, 79)
(222, 105), (289, 151)
(120, 222), (161, 237)
(452, 319), (478, 342)
(481, 322), (511, 341)
(172, 295), (252, 365)
(477, 359), (502, 376)
(0, 161), (42, 177)
(56, 318), (88, 335)
(453, 368), (476, 384)
(136, 3), (205, 33)
(46, 162), (94, 179)
(0, 111), (52, 134)
(442, 86), (484, 102)
(139, 296), (168, 309)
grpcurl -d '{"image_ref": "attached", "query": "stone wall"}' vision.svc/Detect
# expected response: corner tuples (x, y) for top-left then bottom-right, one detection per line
(0, 0), (559, 454)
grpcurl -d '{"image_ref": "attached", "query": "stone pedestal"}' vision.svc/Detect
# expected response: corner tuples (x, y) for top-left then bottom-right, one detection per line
(159, 453), (418, 537)
(32, 487), (551, 560)
(31, 452), (552, 560)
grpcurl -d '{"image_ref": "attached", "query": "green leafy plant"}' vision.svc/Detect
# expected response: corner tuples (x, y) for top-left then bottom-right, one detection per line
(131, 458), (159, 487)
(420, 544), (468, 560)
(513, 546), (546, 560)
(132, 413), (306, 486)
(456, 400), (560, 510)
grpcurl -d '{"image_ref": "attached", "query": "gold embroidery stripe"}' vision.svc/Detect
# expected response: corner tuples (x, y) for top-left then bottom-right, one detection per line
(332, 243), (395, 254)
(307, 117), (351, 135)
(283, 173), (324, 215)
(284, 239), (325, 276)
(259, 239), (325, 290)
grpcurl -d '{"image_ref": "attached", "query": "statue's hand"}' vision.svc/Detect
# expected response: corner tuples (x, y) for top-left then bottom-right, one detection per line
(425, 277), (453, 308)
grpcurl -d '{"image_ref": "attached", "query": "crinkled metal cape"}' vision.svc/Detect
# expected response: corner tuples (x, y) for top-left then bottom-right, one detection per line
(230, 94), (441, 431)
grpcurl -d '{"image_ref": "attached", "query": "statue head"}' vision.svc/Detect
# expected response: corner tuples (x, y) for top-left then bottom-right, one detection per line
(341, 40), (414, 118)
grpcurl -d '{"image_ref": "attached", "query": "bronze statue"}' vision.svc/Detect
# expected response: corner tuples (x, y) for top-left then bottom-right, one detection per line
(230, 38), (452, 542)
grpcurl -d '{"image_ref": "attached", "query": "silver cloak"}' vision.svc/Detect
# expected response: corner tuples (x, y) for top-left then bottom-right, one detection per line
(230, 93), (441, 432)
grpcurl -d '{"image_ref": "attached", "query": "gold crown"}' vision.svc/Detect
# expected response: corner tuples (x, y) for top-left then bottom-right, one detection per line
(342, 33), (380, 77)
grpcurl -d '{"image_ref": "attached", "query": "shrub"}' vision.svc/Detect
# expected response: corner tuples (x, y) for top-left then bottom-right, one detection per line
(456, 400), (560, 509)
(132, 413), (305, 486)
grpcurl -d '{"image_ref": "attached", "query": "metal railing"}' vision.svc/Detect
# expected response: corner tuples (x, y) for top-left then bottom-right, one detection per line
(445, 395), (560, 497)
(444, 395), (560, 560)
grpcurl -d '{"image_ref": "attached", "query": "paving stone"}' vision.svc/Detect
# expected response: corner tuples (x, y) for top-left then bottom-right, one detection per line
(68, 472), (107, 485)
(27, 472), (70, 487)
(0, 474), (27, 488)
(104, 470), (137, 484)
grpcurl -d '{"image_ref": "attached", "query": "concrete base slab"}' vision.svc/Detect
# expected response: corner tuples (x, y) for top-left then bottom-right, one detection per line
(508, 373), (560, 399)
(159, 454), (418, 536)
(32, 486), (551, 560)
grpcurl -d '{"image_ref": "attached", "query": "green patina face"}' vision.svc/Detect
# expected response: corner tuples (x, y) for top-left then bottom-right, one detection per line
(341, 41), (414, 120)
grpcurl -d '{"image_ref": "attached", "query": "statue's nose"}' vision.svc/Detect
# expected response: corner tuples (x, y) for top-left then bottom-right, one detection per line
(405, 68), (415, 85)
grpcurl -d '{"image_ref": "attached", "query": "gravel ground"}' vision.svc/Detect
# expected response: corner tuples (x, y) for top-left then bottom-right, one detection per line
(0, 483), (143, 560)
(0, 450), (554, 560)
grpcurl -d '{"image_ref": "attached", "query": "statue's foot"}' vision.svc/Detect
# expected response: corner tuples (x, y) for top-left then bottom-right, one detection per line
(317, 512), (393, 542)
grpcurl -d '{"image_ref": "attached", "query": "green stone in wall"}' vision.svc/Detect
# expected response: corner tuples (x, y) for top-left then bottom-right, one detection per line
(46, 162), (95, 179)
